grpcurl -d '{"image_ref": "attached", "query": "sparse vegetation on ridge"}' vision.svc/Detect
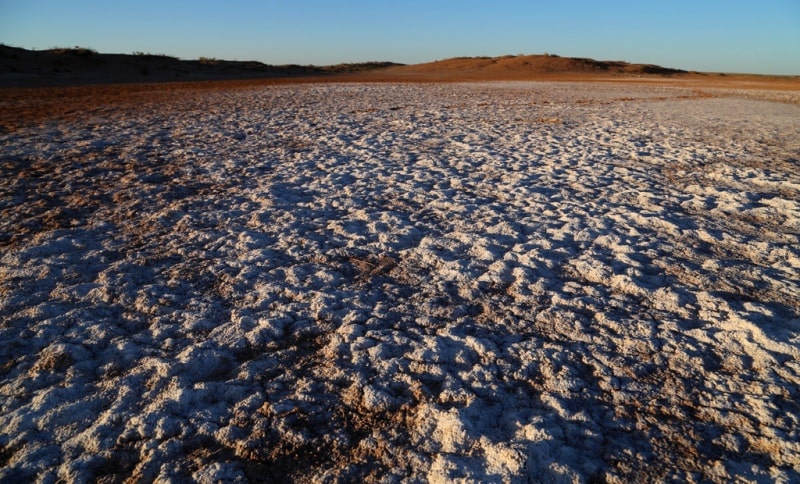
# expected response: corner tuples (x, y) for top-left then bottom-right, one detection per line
(0, 43), (796, 89)
(45, 46), (98, 56)
(0, 44), (403, 86)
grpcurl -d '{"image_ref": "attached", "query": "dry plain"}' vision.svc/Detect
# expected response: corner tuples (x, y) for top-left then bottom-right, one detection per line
(1, 75), (799, 482)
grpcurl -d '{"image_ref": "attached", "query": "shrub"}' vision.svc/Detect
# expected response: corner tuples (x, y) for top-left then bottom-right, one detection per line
(133, 51), (179, 61)
(49, 46), (97, 56)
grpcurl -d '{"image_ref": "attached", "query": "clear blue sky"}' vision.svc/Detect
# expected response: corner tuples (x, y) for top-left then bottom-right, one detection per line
(1, 0), (798, 75)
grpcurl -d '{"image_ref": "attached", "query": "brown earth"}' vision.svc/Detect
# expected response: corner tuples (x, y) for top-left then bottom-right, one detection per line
(1, 48), (798, 133)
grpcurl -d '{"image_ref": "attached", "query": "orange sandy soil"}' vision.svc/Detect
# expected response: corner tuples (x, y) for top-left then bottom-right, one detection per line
(1, 69), (798, 134)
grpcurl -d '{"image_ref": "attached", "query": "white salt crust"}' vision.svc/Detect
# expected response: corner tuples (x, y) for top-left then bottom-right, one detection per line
(1, 82), (799, 482)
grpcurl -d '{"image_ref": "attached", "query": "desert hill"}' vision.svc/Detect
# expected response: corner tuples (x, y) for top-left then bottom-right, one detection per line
(0, 45), (688, 87)
(0, 44), (400, 87)
(367, 54), (689, 80)
(1, 45), (796, 89)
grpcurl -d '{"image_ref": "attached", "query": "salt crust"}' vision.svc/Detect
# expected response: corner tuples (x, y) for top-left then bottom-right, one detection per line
(1, 82), (799, 482)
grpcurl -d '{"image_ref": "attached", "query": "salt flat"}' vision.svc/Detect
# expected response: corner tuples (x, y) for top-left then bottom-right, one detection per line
(1, 82), (799, 482)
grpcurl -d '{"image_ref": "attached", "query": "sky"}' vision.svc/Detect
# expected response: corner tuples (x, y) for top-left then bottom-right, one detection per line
(1, 0), (798, 75)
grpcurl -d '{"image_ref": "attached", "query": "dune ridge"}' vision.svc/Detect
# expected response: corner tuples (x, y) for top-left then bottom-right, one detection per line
(0, 44), (400, 87)
(371, 54), (689, 79)
(3, 44), (798, 88)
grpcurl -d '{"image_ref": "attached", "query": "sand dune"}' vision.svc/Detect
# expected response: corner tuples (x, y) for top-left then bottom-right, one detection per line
(353, 55), (800, 91)
(0, 45), (399, 87)
(368, 54), (689, 80)
(3, 44), (798, 89)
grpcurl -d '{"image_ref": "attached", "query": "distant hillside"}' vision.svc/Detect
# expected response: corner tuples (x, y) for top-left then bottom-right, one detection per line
(368, 54), (689, 80)
(0, 45), (402, 86)
(1, 45), (704, 87)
